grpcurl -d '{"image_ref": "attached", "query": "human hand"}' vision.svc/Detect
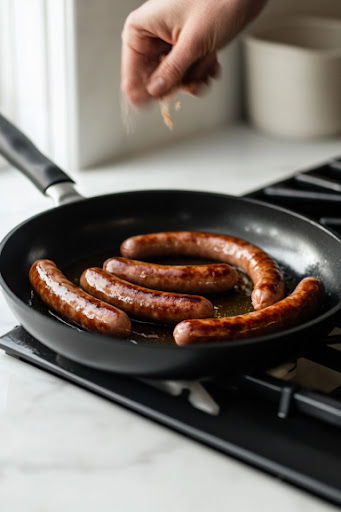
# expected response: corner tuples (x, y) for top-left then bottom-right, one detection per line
(121, 0), (266, 105)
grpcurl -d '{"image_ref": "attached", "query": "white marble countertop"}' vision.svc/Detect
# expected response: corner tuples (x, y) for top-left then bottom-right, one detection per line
(0, 124), (340, 512)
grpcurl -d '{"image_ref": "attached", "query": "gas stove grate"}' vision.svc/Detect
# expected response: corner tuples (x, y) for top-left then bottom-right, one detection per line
(247, 156), (341, 236)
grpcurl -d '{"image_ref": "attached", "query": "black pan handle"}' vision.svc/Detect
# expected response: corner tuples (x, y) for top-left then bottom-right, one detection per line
(0, 113), (74, 193)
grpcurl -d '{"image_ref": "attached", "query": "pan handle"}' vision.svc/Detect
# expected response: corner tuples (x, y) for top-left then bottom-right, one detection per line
(0, 114), (82, 205)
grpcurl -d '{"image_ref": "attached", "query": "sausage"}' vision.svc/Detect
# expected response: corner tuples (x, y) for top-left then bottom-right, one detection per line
(173, 277), (324, 345)
(29, 260), (131, 337)
(103, 257), (238, 294)
(121, 231), (285, 310)
(80, 267), (214, 323)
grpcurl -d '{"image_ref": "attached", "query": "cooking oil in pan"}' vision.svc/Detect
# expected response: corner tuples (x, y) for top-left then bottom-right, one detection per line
(30, 252), (255, 345)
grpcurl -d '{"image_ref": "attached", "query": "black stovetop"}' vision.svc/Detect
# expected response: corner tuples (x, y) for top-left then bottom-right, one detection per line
(1, 156), (341, 505)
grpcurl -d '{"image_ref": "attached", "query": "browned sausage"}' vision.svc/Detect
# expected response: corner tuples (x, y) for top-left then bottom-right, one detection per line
(121, 231), (285, 310)
(29, 260), (131, 337)
(103, 257), (238, 294)
(173, 277), (324, 345)
(80, 267), (214, 323)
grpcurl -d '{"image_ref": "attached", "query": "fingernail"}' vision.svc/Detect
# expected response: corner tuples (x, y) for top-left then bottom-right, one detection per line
(147, 76), (167, 96)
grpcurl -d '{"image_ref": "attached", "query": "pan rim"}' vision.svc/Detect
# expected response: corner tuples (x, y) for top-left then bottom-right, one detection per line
(0, 188), (340, 352)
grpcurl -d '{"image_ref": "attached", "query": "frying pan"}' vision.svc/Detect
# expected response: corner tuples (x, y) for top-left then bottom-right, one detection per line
(0, 114), (340, 379)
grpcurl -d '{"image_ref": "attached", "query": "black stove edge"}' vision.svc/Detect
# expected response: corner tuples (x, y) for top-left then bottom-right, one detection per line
(1, 327), (340, 506)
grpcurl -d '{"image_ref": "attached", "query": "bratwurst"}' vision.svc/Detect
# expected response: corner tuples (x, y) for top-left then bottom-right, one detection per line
(29, 260), (131, 337)
(80, 267), (214, 323)
(120, 231), (285, 310)
(173, 277), (324, 345)
(103, 257), (238, 294)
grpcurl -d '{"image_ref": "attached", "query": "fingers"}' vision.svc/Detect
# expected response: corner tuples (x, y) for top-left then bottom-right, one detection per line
(121, 18), (171, 106)
(121, 0), (267, 106)
(184, 53), (220, 83)
(147, 33), (203, 97)
(122, 46), (220, 105)
(121, 46), (151, 106)
(179, 54), (220, 97)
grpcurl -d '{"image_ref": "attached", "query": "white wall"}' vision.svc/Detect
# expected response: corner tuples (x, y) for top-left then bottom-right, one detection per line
(0, 0), (73, 170)
(241, 0), (341, 120)
(72, 0), (241, 168)
(255, 0), (341, 24)
(2, 0), (340, 171)
(0, 0), (241, 170)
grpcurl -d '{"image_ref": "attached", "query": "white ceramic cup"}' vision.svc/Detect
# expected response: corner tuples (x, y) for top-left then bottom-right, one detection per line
(244, 17), (341, 138)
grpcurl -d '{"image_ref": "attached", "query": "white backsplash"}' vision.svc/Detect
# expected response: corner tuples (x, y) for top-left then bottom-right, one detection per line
(72, 0), (241, 168)
(2, 0), (341, 171)
(0, 0), (241, 171)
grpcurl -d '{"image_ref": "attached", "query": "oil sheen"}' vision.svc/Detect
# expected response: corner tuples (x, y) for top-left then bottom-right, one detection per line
(31, 253), (254, 345)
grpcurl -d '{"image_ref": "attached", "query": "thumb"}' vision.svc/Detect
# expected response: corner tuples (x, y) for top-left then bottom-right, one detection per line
(147, 37), (201, 97)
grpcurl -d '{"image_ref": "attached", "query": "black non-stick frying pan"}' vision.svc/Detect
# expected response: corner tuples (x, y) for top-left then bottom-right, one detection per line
(0, 114), (340, 379)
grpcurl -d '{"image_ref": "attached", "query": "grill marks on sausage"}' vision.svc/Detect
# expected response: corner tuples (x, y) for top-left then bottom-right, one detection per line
(80, 267), (214, 324)
(103, 257), (238, 294)
(120, 231), (285, 310)
(29, 259), (131, 337)
(173, 277), (324, 345)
